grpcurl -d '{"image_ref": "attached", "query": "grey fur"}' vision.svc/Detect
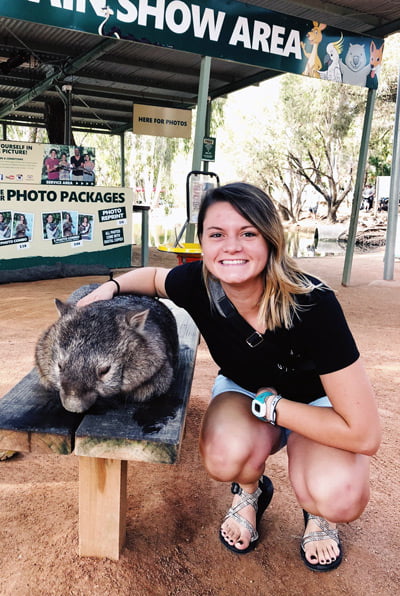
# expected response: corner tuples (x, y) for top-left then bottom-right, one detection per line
(35, 284), (179, 413)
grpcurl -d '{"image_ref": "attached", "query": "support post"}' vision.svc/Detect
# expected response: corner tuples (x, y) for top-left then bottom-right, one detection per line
(383, 67), (400, 280)
(187, 56), (211, 242)
(120, 132), (126, 188)
(342, 88), (376, 286)
(79, 457), (127, 560)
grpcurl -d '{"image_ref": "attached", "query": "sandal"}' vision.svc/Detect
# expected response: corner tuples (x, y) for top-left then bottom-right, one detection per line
(219, 475), (274, 554)
(300, 510), (343, 572)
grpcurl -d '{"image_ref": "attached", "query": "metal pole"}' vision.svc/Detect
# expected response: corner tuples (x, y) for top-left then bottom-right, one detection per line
(192, 56), (211, 170)
(341, 88), (376, 286)
(120, 132), (125, 188)
(383, 67), (400, 279)
(187, 56), (211, 242)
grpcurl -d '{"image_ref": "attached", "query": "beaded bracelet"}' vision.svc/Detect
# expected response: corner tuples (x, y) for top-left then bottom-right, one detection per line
(108, 272), (120, 295)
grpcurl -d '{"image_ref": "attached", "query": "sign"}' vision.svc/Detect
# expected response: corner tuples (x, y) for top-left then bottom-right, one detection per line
(133, 104), (192, 138)
(0, 141), (96, 186)
(202, 137), (216, 161)
(0, 0), (384, 89)
(0, 184), (134, 270)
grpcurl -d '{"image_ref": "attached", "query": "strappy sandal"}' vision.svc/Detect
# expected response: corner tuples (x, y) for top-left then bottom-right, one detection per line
(219, 475), (274, 554)
(301, 510), (343, 572)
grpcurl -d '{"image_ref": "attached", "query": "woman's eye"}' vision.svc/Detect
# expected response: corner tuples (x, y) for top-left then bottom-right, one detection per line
(243, 231), (257, 237)
(210, 232), (222, 238)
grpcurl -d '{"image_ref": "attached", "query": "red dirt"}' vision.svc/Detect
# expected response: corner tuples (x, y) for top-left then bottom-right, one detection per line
(0, 248), (399, 596)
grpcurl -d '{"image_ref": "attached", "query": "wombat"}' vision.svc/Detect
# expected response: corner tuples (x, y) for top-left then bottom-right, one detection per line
(35, 284), (179, 413)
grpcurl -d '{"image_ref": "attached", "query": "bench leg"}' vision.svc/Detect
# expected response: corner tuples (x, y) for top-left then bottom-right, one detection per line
(78, 456), (127, 560)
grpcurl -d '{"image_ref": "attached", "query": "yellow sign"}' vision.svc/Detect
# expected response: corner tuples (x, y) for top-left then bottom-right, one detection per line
(133, 104), (192, 139)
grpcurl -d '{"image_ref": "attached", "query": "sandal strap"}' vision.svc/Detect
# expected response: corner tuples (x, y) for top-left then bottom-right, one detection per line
(302, 513), (340, 549)
(222, 483), (262, 543)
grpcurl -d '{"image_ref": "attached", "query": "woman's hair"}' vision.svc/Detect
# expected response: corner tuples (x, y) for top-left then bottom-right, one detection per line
(197, 182), (323, 330)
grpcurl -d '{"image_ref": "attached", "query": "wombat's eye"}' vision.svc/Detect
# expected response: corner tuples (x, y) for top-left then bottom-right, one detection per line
(98, 365), (111, 377)
(58, 362), (65, 372)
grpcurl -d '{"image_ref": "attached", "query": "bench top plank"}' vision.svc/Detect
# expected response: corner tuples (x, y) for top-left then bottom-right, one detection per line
(0, 369), (83, 454)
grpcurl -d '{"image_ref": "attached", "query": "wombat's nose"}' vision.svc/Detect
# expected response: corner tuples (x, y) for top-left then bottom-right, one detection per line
(59, 390), (97, 413)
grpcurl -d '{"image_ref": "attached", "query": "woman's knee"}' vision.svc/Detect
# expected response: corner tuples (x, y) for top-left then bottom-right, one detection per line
(199, 394), (276, 482)
(297, 475), (370, 522)
(289, 440), (371, 522)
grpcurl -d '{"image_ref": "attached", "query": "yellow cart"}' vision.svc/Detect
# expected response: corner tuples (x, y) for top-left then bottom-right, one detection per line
(157, 170), (219, 265)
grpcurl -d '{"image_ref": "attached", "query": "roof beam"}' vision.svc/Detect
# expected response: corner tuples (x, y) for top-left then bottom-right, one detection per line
(0, 37), (117, 120)
(280, 0), (381, 27)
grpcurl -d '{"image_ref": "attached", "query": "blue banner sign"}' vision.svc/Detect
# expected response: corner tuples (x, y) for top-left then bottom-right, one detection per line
(1, 1), (384, 88)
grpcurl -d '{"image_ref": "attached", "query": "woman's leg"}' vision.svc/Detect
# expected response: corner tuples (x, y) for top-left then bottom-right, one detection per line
(287, 432), (371, 568)
(199, 391), (282, 551)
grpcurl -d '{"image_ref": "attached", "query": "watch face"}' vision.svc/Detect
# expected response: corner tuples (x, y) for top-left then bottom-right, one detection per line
(252, 397), (267, 418)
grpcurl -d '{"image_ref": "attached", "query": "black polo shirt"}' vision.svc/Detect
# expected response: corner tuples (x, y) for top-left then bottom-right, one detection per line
(165, 261), (359, 404)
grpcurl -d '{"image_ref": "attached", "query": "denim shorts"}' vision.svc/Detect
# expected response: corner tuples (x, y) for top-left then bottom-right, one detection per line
(211, 374), (332, 449)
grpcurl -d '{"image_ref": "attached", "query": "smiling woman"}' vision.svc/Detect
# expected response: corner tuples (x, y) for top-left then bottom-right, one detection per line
(76, 181), (380, 572)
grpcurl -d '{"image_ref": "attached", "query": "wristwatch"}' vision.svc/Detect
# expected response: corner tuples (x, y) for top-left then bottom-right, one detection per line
(251, 391), (283, 425)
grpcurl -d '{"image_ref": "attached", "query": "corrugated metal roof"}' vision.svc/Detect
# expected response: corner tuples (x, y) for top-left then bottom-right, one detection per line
(0, 1), (399, 135)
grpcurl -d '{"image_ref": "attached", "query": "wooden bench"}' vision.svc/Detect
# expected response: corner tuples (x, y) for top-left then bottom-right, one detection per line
(0, 300), (199, 560)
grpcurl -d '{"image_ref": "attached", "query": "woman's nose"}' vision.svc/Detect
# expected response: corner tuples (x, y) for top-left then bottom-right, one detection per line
(223, 235), (241, 252)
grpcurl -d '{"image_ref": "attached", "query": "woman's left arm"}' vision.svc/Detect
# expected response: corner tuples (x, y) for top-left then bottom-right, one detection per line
(271, 358), (381, 455)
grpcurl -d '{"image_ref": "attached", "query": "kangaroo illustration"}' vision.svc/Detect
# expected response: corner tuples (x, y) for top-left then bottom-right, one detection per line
(301, 22), (327, 78)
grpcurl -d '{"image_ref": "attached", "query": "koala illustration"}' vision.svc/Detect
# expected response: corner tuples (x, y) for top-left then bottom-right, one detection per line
(340, 43), (371, 86)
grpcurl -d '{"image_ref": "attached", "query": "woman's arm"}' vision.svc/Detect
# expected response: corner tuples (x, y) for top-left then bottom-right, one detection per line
(76, 267), (171, 307)
(262, 358), (381, 455)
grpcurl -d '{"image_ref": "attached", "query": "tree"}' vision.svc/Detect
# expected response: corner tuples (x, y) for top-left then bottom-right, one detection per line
(276, 75), (366, 222)
(368, 33), (400, 180)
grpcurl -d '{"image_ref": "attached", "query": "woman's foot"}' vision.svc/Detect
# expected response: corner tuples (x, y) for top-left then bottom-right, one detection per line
(301, 510), (342, 571)
(219, 476), (274, 554)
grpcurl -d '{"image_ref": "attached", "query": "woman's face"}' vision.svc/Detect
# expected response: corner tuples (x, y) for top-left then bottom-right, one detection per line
(201, 201), (269, 288)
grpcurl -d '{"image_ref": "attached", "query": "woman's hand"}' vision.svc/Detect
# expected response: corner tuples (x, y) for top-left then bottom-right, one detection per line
(76, 281), (116, 307)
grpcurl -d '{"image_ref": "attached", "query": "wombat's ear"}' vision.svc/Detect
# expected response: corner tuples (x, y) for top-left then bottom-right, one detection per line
(125, 309), (149, 332)
(55, 298), (74, 317)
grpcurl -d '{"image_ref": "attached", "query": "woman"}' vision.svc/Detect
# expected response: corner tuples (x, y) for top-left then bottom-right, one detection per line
(59, 153), (71, 182)
(0, 212), (10, 239)
(62, 212), (74, 237)
(45, 213), (59, 240)
(79, 215), (91, 240)
(77, 183), (380, 571)
(15, 214), (29, 239)
(82, 153), (95, 183)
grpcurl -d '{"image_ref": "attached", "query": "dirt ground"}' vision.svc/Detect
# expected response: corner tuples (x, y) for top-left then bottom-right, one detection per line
(0, 247), (399, 596)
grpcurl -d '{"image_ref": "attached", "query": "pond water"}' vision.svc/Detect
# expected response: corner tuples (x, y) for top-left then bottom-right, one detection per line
(134, 213), (375, 258)
(285, 228), (346, 258)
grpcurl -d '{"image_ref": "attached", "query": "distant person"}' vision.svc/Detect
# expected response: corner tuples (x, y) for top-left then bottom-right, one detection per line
(45, 149), (59, 181)
(361, 185), (374, 211)
(71, 147), (84, 182)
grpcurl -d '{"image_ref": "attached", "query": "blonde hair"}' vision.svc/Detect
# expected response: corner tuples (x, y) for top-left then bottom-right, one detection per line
(197, 182), (325, 331)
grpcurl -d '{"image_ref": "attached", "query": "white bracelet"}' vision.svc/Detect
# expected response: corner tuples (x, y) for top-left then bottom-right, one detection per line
(266, 394), (283, 425)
